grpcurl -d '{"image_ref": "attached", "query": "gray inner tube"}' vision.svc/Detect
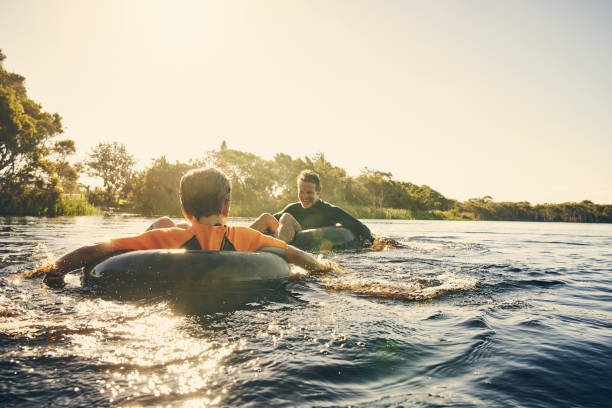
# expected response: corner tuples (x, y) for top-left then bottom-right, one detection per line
(82, 248), (291, 295)
(292, 226), (357, 252)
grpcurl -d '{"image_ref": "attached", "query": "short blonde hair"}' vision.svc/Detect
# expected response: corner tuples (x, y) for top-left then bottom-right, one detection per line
(180, 168), (231, 217)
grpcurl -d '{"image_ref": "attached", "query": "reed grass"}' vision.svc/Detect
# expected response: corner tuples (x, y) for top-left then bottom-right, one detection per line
(55, 195), (102, 216)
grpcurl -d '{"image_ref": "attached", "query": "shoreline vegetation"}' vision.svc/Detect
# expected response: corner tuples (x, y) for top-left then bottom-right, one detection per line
(1, 49), (610, 223)
(76, 150), (612, 223)
(4, 147), (611, 224)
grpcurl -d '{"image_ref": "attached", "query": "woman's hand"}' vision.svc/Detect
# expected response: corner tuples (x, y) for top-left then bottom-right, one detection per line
(15, 263), (56, 279)
(42, 270), (66, 288)
(312, 257), (344, 274)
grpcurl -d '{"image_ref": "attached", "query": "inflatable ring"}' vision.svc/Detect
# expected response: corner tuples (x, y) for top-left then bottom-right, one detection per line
(82, 247), (290, 297)
(292, 226), (358, 252)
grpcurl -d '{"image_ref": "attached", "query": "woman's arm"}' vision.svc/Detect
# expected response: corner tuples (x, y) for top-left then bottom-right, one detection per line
(284, 245), (340, 272)
(19, 242), (114, 280)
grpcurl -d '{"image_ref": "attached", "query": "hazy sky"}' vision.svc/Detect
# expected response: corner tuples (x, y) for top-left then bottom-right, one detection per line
(1, 0), (611, 204)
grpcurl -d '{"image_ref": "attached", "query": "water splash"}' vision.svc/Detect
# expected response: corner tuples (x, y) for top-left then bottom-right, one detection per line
(320, 271), (478, 301)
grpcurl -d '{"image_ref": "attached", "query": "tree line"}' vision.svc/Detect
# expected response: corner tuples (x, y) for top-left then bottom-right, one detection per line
(1, 49), (610, 223)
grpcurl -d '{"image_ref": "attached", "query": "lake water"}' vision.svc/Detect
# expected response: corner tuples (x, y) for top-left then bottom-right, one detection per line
(1, 216), (611, 407)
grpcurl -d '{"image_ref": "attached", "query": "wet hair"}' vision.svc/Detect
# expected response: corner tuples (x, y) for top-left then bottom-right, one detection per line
(180, 168), (231, 218)
(297, 170), (321, 191)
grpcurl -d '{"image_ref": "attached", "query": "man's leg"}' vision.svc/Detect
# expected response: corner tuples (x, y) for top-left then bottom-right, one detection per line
(249, 213), (279, 234)
(276, 213), (302, 243)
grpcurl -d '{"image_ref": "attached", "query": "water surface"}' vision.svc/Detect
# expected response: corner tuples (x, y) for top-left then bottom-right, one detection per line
(1, 217), (610, 407)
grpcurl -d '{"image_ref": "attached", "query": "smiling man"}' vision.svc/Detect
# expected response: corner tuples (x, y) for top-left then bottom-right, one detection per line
(250, 170), (373, 245)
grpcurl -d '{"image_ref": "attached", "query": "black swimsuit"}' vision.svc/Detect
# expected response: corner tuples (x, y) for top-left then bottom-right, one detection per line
(180, 224), (236, 251)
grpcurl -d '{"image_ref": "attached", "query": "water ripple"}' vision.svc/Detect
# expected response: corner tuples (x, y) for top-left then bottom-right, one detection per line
(1, 218), (611, 407)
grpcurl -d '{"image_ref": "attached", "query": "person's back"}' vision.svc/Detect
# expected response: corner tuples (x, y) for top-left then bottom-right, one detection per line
(110, 223), (286, 252)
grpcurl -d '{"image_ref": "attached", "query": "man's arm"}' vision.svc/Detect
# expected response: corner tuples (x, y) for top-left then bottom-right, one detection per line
(331, 206), (373, 242)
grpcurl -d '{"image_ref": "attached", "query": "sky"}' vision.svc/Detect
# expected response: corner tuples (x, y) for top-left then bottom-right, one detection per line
(1, 0), (611, 204)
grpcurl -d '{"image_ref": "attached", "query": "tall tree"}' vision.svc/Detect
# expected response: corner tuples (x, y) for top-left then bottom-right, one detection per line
(84, 141), (136, 205)
(205, 148), (278, 215)
(128, 156), (195, 216)
(48, 139), (79, 193)
(357, 168), (394, 208)
(0, 50), (72, 216)
(0, 49), (63, 188)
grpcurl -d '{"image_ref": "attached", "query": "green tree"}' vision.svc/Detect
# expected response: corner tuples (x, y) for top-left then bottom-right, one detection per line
(111, 144), (612, 223)
(205, 148), (278, 215)
(84, 141), (136, 206)
(357, 168), (394, 208)
(409, 184), (454, 211)
(48, 139), (79, 193)
(307, 153), (349, 204)
(271, 153), (307, 203)
(0, 49), (67, 216)
(128, 157), (195, 216)
(0, 50), (63, 185)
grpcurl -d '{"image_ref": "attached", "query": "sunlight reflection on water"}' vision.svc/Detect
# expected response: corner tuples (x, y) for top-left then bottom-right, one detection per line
(1, 217), (611, 407)
(66, 300), (239, 404)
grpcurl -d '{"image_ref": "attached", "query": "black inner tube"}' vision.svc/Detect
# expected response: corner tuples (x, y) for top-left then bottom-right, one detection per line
(292, 226), (358, 252)
(83, 249), (290, 292)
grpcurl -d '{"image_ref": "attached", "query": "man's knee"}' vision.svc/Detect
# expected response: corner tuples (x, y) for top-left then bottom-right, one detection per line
(276, 213), (302, 243)
(250, 213), (278, 233)
(278, 212), (295, 224)
(259, 213), (276, 223)
(279, 213), (301, 230)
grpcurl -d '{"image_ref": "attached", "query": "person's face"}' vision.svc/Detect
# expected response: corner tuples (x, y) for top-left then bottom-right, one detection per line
(298, 181), (320, 208)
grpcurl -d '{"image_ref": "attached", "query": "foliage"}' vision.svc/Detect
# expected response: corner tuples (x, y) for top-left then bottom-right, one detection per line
(56, 194), (101, 216)
(355, 169), (453, 212)
(0, 49), (81, 216)
(205, 149), (281, 216)
(340, 203), (414, 220)
(270, 153), (308, 203)
(0, 188), (100, 217)
(0, 50), (64, 186)
(1, 59), (609, 225)
(47, 139), (80, 193)
(128, 157), (195, 216)
(0, 181), (61, 216)
(84, 141), (136, 206)
(453, 197), (612, 223)
(304, 153), (350, 204)
(356, 168), (394, 208)
(84, 186), (110, 209)
(120, 146), (611, 223)
(2, 51), (608, 223)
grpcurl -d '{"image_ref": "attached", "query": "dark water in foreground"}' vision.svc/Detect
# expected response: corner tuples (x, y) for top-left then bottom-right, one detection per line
(1, 216), (611, 407)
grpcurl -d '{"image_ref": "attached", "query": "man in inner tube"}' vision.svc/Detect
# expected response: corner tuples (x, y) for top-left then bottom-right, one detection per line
(250, 170), (373, 245)
(23, 168), (338, 284)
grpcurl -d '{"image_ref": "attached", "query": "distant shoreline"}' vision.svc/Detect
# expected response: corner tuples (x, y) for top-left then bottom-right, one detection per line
(4, 204), (610, 224)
